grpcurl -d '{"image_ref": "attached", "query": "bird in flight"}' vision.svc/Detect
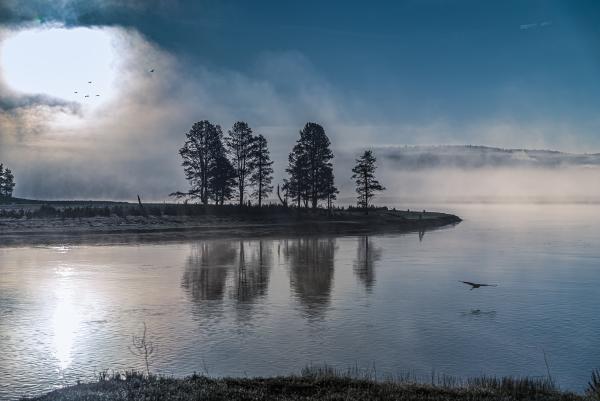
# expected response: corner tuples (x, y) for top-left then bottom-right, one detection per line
(84, 95), (90, 98)
(88, 81), (92, 84)
(149, 68), (155, 73)
(460, 281), (497, 290)
(74, 91), (78, 94)
(95, 94), (100, 97)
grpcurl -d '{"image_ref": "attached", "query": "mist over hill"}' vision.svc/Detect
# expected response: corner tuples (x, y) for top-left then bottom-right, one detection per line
(346, 145), (600, 204)
(377, 145), (600, 170)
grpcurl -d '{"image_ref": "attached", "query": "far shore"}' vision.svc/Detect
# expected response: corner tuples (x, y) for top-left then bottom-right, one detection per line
(0, 200), (460, 247)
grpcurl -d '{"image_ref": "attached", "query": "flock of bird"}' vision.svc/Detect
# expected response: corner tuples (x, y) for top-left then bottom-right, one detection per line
(74, 68), (154, 100)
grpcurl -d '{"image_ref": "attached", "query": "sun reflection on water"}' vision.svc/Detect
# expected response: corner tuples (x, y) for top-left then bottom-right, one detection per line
(51, 266), (80, 372)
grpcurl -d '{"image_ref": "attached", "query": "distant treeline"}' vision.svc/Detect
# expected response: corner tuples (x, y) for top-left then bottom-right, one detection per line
(173, 120), (385, 210)
(0, 203), (391, 220)
(0, 121), (386, 211)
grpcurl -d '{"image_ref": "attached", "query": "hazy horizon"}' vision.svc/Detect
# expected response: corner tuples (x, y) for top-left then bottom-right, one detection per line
(1, 1), (599, 201)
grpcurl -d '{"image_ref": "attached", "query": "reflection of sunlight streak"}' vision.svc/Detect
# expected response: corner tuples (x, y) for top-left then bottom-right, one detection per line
(52, 270), (80, 371)
(55, 263), (74, 278)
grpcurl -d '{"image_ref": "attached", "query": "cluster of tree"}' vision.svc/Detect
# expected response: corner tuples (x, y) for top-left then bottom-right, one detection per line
(172, 121), (273, 207)
(0, 164), (15, 199)
(174, 120), (386, 211)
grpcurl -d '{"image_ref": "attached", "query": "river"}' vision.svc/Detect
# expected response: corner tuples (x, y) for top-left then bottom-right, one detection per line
(1, 204), (598, 399)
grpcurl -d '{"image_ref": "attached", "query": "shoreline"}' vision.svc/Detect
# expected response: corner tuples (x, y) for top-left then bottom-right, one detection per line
(0, 208), (461, 247)
(24, 370), (583, 401)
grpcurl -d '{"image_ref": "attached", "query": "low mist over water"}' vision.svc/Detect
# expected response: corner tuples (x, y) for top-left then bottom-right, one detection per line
(1, 204), (599, 400)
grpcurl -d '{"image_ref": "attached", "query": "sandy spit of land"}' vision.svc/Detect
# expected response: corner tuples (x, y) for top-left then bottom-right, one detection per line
(0, 209), (460, 247)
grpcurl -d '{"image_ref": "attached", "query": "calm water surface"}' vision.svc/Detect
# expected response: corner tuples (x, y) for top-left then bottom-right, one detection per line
(1, 204), (599, 399)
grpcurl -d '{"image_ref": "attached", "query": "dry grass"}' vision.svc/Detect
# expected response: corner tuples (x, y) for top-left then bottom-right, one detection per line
(23, 369), (586, 401)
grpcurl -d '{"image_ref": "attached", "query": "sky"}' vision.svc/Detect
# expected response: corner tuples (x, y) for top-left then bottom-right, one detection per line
(0, 0), (599, 200)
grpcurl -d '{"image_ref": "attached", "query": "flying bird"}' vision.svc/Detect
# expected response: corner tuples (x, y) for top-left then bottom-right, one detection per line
(148, 68), (155, 73)
(95, 94), (100, 97)
(88, 81), (92, 84)
(84, 95), (90, 98)
(74, 91), (78, 94)
(459, 281), (498, 290)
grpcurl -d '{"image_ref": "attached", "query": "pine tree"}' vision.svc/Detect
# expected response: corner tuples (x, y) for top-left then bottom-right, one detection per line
(321, 166), (338, 210)
(0, 164), (15, 199)
(0, 164), (4, 198)
(226, 121), (257, 207)
(286, 142), (309, 208)
(173, 121), (232, 205)
(249, 134), (274, 207)
(210, 150), (237, 205)
(351, 150), (385, 213)
(3, 169), (15, 198)
(0, 164), (4, 199)
(286, 123), (335, 209)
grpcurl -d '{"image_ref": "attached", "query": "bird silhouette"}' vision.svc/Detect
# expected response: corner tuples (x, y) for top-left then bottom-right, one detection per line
(88, 81), (92, 84)
(74, 91), (78, 94)
(460, 281), (497, 290)
(84, 95), (90, 98)
(95, 94), (100, 97)
(149, 68), (155, 73)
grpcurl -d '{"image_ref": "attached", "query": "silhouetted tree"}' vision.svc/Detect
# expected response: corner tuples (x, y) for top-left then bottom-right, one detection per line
(226, 121), (257, 207)
(351, 150), (385, 213)
(286, 123), (335, 208)
(0, 164), (3, 198)
(173, 121), (232, 205)
(285, 147), (307, 207)
(210, 149), (237, 205)
(249, 134), (273, 207)
(321, 164), (338, 210)
(0, 164), (15, 198)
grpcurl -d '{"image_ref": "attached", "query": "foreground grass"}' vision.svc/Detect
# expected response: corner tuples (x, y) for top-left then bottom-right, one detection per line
(25, 370), (587, 401)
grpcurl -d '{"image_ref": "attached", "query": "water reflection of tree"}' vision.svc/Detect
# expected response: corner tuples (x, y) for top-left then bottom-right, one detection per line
(353, 236), (382, 292)
(283, 237), (337, 316)
(234, 240), (271, 303)
(182, 240), (272, 306)
(181, 241), (236, 302)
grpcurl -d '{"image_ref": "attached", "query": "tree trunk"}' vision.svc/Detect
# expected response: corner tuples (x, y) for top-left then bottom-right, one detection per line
(258, 168), (263, 208)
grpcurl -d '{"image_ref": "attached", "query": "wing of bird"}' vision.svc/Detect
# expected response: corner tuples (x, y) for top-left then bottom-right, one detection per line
(460, 281), (477, 286)
(480, 284), (498, 287)
(88, 81), (92, 83)
(149, 69), (154, 72)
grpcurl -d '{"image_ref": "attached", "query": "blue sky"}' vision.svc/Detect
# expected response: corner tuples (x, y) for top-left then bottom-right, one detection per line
(61, 0), (600, 133)
(0, 0), (599, 199)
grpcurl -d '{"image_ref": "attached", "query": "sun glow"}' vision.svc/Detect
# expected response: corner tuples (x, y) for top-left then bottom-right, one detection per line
(0, 25), (119, 105)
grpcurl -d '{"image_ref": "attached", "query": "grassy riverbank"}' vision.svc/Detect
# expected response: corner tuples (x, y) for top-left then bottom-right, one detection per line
(0, 202), (460, 246)
(25, 370), (587, 401)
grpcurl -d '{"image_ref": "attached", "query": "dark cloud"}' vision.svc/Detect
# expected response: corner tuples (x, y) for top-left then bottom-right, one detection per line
(0, 0), (171, 25)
